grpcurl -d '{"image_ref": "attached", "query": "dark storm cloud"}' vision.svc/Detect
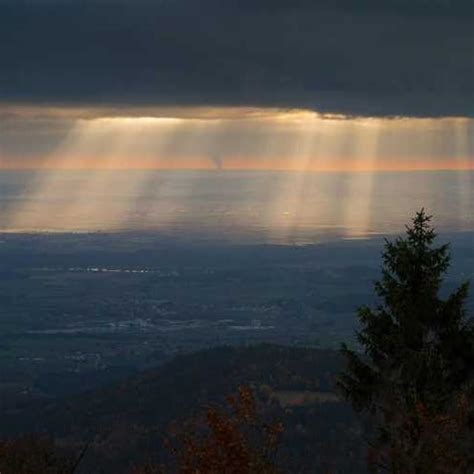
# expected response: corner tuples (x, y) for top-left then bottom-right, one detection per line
(0, 0), (473, 117)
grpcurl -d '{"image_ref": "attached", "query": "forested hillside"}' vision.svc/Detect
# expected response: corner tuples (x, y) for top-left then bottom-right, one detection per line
(1, 344), (366, 473)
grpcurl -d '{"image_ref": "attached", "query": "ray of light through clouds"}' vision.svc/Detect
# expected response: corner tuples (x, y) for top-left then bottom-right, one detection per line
(1, 106), (473, 240)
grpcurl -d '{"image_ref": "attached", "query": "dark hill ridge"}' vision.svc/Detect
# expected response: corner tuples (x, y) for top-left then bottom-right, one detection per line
(2, 344), (366, 473)
(27, 345), (345, 433)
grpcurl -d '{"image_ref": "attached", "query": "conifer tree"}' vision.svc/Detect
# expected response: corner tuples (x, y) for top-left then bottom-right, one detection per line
(338, 210), (474, 472)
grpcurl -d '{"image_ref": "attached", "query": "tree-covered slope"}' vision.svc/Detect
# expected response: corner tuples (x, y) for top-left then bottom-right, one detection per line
(2, 344), (366, 473)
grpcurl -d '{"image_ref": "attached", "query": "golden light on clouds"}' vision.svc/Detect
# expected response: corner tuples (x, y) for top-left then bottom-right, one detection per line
(1, 106), (472, 171)
(1, 106), (472, 238)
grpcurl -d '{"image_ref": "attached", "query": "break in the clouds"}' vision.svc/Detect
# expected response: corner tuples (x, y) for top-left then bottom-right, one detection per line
(0, 0), (473, 118)
(1, 107), (473, 171)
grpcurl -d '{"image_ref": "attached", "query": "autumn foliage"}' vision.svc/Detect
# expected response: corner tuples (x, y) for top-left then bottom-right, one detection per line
(132, 385), (283, 474)
(367, 392), (473, 474)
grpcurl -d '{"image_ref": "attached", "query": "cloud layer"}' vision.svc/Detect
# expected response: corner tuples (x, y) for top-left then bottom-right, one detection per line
(1, 0), (473, 117)
(1, 108), (472, 170)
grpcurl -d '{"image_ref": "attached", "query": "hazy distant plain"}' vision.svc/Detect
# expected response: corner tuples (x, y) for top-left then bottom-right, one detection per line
(1, 170), (473, 243)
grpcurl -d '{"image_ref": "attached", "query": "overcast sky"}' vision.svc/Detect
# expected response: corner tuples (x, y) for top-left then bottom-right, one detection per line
(0, 0), (473, 169)
(1, 0), (473, 117)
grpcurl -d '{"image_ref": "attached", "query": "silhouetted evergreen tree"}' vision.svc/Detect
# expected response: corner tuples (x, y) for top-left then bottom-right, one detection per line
(339, 210), (474, 472)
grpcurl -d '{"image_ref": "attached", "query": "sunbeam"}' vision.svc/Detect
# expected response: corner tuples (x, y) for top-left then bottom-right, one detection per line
(2, 108), (473, 238)
(341, 119), (380, 239)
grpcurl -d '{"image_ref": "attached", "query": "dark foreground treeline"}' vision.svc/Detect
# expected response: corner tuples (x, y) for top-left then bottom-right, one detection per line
(1, 211), (474, 473)
(1, 344), (365, 473)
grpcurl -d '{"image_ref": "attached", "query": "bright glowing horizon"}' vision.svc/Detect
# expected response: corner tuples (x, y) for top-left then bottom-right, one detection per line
(1, 107), (473, 172)
(4, 158), (474, 172)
